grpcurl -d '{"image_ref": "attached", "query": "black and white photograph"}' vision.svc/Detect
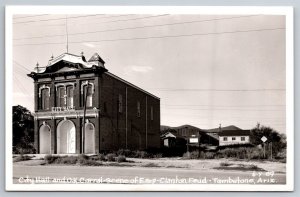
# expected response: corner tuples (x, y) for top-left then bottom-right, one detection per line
(5, 6), (294, 191)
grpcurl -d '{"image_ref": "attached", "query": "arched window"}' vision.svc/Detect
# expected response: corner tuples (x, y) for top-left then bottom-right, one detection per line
(81, 82), (94, 107)
(86, 85), (93, 107)
(39, 123), (51, 154)
(66, 85), (74, 107)
(39, 85), (50, 110)
(41, 88), (50, 110)
(57, 120), (76, 154)
(84, 122), (95, 154)
(57, 86), (66, 107)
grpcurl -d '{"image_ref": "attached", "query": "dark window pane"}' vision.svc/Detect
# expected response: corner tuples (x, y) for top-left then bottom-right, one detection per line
(41, 88), (50, 110)
(66, 86), (74, 107)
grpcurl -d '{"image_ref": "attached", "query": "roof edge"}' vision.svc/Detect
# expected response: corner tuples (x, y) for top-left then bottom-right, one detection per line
(105, 72), (160, 100)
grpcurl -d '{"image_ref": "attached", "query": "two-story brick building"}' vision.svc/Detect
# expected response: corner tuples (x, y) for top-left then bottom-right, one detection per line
(27, 52), (160, 154)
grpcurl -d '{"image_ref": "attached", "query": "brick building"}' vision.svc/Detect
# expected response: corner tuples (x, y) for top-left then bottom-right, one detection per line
(27, 52), (160, 154)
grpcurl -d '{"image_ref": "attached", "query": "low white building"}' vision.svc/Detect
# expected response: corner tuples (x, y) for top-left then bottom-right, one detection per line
(218, 130), (250, 146)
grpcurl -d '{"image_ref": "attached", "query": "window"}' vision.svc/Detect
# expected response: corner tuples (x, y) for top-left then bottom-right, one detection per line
(232, 137), (236, 141)
(66, 86), (74, 107)
(82, 84), (93, 107)
(241, 137), (245, 141)
(41, 88), (50, 110)
(137, 101), (141, 117)
(150, 106), (153, 120)
(118, 94), (122, 113)
(57, 86), (66, 107)
(223, 137), (228, 141)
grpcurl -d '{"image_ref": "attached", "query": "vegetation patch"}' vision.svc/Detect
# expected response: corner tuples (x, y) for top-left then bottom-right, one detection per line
(13, 155), (33, 162)
(142, 162), (160, 168)
(166, 165), (185, 168)
(214, 163), (265, 171)
(44, 154), (102, 166)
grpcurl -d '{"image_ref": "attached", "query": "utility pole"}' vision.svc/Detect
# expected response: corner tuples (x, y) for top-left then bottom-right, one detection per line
(198, 130), (201, 158)
(270, 142), (273, 160)
(82, 84), (88, 153)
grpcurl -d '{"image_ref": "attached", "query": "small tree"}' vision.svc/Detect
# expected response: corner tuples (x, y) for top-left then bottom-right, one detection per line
(13, 105), (35, 154)
(250, 123), (286, 156)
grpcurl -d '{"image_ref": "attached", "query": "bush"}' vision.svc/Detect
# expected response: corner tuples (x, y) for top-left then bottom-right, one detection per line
(220, 162), (232, 167)
(95, 154), (106, 161)
(78, 159), (102, 166)
(60, 156), (78, 164)
(134, 151), (149, 158)
(117, 149), (132, 157)
(106, 153), (116, 162)
(116, 155), (126, 163)
(143, 162), (159, 167)
(44, 155), (61, 164)
(77, 154), (89, 164)
(153, 153), (163, 158)
(13, 154), (32, 162)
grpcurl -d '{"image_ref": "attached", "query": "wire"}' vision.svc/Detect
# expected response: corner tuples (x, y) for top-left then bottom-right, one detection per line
(161, 104), (285, 107)
(14, 15), (259, 40)
(13, 60), (31, 72)
(13, 14), (105, 24)
(14, 27), (285, 46)
(14, 14), (50, 20)
(149, 88), (285, 92)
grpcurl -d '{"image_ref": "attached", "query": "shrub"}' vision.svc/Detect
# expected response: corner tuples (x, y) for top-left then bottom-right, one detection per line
(116, 155), (126, 163)
(134, 151), (149, 158)
(97, 154), (106, 161)
(60, 156), (78, 164)
(183, 151), (198, 159)
(44, 155), (61, 164)
(106, 153), (116, 162)
(78, 159), (102, 166)
(153, 153), (163, 158)
(220, 162), (232, 167)
(143, 162), (159, 167)
(117, 149), (132, 157)
(13, 154), (32, 162)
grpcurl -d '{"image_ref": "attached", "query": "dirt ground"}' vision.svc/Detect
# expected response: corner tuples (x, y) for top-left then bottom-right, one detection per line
(13, 155), (286, 173)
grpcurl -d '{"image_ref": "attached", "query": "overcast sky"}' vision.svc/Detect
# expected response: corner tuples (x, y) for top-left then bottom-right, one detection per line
(12, 14), (286, 133)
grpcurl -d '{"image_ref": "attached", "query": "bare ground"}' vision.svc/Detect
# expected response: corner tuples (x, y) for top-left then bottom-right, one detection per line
(13, 155), (286, 173)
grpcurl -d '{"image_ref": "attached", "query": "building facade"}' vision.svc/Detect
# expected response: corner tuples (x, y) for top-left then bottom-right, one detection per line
(28, 52), (160, 154)
(218, 130), (250, 146)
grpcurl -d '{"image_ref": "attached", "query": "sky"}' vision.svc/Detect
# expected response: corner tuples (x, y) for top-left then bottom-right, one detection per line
(12, 14), (286, 133)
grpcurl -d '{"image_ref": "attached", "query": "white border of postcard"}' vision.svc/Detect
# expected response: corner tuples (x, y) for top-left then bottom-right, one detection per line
(5, 6), (294, 191)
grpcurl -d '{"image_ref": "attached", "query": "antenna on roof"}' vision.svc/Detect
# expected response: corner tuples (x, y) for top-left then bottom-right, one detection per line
(65, 15), (69, 53)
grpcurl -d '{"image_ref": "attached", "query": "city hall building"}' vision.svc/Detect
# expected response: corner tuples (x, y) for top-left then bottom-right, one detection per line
(27, 52), (160, 154)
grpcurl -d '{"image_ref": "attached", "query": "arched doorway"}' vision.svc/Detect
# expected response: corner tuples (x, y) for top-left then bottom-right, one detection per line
(39, 124), (51, 154)
(57, 120), (76, 154)
(84, 122), (95, 154)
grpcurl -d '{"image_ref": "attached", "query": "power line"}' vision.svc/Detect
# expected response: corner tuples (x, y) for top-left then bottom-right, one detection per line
(13, 14), (167, 26)
(14, 15), (259, 41)
(14, 27), (285, 47)
(161, 108), (285, 112)
(14, 14), (50, 20)
(149, 87), (285, 92)
(13, 14), (105, 24)
(13, 60), (31, 72)
(161, 104), (285, 107)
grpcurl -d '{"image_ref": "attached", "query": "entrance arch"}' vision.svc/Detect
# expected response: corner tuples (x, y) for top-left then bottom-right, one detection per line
(84, 123), (95, 154)
(57, 120), (76, 154)
(39, 124), (51, 154)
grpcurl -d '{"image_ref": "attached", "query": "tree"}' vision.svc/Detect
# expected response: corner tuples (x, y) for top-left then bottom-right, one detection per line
(250, 123), (286, 155)
(13, 105), (35, 154)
